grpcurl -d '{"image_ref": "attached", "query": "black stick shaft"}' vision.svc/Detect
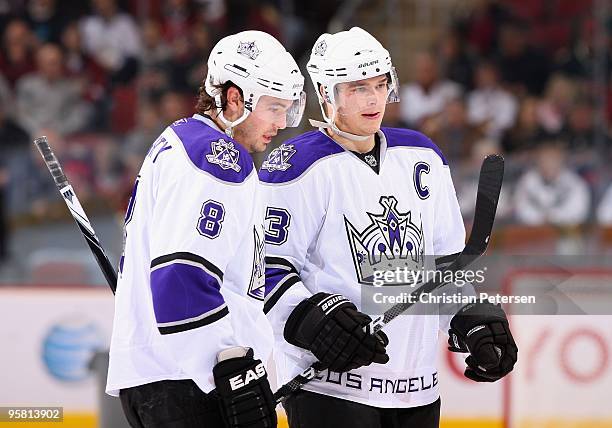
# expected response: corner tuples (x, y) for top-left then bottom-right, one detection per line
(33, 136), (118, 293)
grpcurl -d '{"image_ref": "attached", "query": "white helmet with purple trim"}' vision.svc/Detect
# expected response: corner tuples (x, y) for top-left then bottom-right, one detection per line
(206, 30), (306, 135)
(306, 27), (400, 140)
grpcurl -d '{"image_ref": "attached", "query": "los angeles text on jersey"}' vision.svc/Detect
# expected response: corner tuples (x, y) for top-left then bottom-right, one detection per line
(372, 292), (536, 305)
(310, 369), (438, 394)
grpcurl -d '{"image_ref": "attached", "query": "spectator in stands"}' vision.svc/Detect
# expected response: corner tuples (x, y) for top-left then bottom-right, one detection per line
(0, 1), (26, 25)
(160, 0), (198, 43)
(167, 22), (211, 93)
(185, 23), (212, 89)
(502, 97), (547, 154)
(224, 0), (282, 41)
(400, 51), (462, 128)
(122, 101), (164, 177)
(79, 0), (141, 85)
(462, 0), (512, 56)
(562, 97), (609, 152)
(456, 138), (512, 222)
(60, 22), (107, 103)
(467, 60), (518, 139)
(514, 140), (590, 226)
(25, 0), (66, 44)
(15, 43), (93, 136)
(439, 29), (475, 90)
(10, 127), (64, 218)
(0, 74), (29, 149)
(555, 17), (612, 82)
(496, 19), (550, 96)
(596, 183), (612, 225)
(536, 74), (576, 134)
(0, 76), (29, 258)
(138, 19), (171, 99)
(421, 97), (485, 162)
(0, 74), (12, 117)
(0, 19), (36, 88)
(197, 0), (226, 27)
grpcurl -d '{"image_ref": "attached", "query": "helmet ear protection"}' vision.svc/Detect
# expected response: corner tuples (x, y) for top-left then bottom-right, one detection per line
(323, 87), (332, 104)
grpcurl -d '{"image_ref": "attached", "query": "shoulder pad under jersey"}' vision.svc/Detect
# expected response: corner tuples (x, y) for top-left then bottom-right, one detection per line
(170, 117), (254, 183)
(258, 130), (344, 184)
(382, 127), (448, 165)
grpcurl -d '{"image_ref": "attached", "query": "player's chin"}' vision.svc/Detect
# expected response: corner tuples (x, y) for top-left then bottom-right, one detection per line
(358, 120), (383, 135)
(252, 138), (271, 153)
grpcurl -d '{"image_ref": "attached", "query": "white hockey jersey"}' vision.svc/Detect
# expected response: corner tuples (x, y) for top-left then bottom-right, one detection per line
(259, 127), (466, 409)
(106, 114), (272, 396)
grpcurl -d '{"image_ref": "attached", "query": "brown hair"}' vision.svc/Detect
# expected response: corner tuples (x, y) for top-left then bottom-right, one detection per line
(195, 79), (243, 115)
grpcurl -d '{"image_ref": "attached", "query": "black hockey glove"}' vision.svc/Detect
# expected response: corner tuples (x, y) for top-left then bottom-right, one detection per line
(448, 302), (518, 382)
(213, 347), (276, 428)
(284, 292), (389, 372)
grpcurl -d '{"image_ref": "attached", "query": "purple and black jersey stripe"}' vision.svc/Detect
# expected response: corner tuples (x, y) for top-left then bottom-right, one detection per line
(263, 256), (301, 314)
(150, 252), (228, 334)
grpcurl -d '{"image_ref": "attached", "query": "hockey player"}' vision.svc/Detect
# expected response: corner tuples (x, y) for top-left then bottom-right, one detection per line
(106, 31), (305, 428)
(259, 27), (517, 427)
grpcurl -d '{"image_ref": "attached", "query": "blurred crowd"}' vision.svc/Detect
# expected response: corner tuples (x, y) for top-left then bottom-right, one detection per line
(0, 0), (302, 253)
(382, 0), (612, 237)
(0, 0), (610, 263)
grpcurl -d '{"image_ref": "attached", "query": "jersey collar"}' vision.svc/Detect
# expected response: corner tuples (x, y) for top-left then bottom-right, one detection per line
(316, 128), (389, 173)
(192, 114), (223, 133)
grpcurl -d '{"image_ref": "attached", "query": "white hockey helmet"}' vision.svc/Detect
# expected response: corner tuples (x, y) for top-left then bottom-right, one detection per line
(205, 30), (306, 135)
(306, 27), (400, 140)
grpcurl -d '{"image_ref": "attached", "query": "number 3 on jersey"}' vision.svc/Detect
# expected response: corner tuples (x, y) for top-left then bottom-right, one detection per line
(264, 207), (291, 245)
(197, 200), (225, 238)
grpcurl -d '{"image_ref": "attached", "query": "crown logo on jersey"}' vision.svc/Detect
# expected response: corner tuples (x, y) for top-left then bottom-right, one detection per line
(261, 144), (296, 172)
(206, 138), (241, 172)
(364, 154), (377, 167)
(314, 40), (327, 56)
(344, 196), (424, 286)
(248, 225), (266, 300)
(237, 41), (260, 60)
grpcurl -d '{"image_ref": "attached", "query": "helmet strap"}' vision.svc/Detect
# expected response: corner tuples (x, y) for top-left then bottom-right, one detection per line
(215, 94), (250, 138)
(311, 101), (371, 142)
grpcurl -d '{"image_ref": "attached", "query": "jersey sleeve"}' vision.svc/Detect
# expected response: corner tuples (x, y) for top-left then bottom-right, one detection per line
(433, 163), (466, 257)
(260, 172), (327, 346)
(148, 158), (257, 389)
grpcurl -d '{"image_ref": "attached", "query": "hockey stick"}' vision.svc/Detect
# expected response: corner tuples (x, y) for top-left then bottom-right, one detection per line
(33, 136), (118, 293)
(272, 154), (505, 403)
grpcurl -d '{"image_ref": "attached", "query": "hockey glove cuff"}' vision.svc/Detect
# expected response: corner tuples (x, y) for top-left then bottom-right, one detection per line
(213, 347), (276, 428)
(448, 302), (518, 382)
